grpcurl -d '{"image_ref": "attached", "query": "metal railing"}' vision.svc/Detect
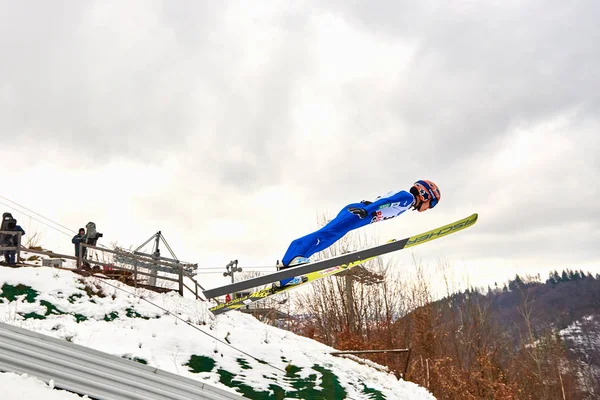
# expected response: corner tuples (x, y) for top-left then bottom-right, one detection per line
(80, 243), (205, 299)
(0, 322), (243, 400)
(15, 245), (205, 300)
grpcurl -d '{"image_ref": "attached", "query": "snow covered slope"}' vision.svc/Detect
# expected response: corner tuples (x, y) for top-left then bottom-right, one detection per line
(0, 372), (90, 400)
(0, 266), (434, 399)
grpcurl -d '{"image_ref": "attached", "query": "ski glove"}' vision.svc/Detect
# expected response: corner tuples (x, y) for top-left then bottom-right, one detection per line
(348, 207), (368, 219)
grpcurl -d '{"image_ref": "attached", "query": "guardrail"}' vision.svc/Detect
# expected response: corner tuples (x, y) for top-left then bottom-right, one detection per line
(18, 245), (205, 300)
(0, 322), (243, 400)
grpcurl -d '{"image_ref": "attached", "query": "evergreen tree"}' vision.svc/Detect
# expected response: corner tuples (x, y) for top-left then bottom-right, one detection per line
(561, 270), (569, 282)
(509, 274), (524, 291)
(546, 271), (557, 285)
(552, 270), (561, 283)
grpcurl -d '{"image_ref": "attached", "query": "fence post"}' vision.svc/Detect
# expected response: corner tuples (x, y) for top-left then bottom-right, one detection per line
(78, 243), (83, 269)
(178, 265), (184, 296)
(403, 348), (412, 380)
(134, 260), (138, 289)
(16, 232), (22, 265)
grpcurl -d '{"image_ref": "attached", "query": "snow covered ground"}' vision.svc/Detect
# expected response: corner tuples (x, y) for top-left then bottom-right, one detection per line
(560, 315), (600, 396)
(0, 266), (435, 400)
(0, 372), (88, 399)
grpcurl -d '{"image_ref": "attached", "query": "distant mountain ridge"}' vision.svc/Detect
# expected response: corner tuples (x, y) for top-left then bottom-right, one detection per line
(392, 271), (600, 399)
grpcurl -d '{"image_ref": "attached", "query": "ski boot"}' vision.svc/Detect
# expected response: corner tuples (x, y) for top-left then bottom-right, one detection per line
(271, 276), (309, 293)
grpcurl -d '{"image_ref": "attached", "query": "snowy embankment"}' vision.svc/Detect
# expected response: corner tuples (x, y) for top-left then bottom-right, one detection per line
(0, 372), (89, 399)
(0, 266), (435, 400)
(560, 315), (600, 393)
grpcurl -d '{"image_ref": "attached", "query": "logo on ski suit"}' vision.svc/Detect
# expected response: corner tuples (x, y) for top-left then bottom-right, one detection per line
(370, 202), (406, 224)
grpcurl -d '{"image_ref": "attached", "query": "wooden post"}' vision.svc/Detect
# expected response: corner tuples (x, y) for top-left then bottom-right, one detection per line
(134, 261), (138, 289)
(16, 232), (22, 265)
(78, 243), (83, 269)
(178, 265), (184, 296)
(403, 348), (412, 380)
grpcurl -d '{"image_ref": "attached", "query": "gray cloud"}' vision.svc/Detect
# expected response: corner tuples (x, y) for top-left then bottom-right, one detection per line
(1, 2), (311, 174)
(312, 0), (600, 258)
(323, 1), (600, 157)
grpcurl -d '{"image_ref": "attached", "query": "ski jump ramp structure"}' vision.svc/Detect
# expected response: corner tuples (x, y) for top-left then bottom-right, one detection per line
(0, 322), (243, 400)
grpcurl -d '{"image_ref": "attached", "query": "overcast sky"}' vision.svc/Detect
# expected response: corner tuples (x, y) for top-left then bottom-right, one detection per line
(1, 0), (598, 291)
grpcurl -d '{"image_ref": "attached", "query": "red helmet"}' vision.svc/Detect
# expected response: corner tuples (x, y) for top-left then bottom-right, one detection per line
(411, 180), (441, 208)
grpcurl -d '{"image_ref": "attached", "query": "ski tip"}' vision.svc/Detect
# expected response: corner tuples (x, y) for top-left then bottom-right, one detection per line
(464, 213), (479, 226)
(462, 213), (478, 223)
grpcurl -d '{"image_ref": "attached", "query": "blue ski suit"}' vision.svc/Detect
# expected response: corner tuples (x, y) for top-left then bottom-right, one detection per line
(280, 189), (415, 284)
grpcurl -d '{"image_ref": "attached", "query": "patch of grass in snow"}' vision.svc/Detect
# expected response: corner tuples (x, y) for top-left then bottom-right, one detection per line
(2, 288), (90, 323)
(311, 365), (346, 399)
(185, 355), (216, 373)
(73, 314), (88, 323)
(225, 363), (347, 399)
(40, 300), (65, 316)
(104, 311), (119, 322)
(262, 374), (279, 382)
(284, 364), (319, 397)
(0, 283), (39, 303)
(237, 358), (252, 370)
(20, 300), (66, 320)
(217, 369), (272, 399)
(125, 307), (158, 320)
(67, 293), (83, 303)
(21, 311), (45, 320)
(185, 355), (349, 399)
(361, 383), (386, 399)
(122, 355), (148, 365)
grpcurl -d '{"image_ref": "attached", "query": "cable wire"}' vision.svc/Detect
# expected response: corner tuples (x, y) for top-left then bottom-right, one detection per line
(78, 270), (286, 374)
(0, 196), (75, 236)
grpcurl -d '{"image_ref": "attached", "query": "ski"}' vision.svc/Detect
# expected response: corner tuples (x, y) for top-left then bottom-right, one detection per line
(209, 254), (383, 315)
(204, 213), (478, 301)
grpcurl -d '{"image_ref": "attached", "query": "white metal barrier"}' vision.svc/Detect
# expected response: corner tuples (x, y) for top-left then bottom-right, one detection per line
(0, 322), (243, 400)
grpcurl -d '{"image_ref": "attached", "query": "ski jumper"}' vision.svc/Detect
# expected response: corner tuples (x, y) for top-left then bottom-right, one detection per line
(281, 190), (415, 269)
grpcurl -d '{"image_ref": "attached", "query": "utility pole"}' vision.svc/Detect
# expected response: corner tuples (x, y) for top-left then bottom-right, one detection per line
(150, 231), (161, 286)
(223, 260), (242, 299)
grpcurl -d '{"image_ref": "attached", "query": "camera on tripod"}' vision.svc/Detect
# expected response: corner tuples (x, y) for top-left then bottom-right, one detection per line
(2, 213), (16, 230)
(84, 222), (103, 246)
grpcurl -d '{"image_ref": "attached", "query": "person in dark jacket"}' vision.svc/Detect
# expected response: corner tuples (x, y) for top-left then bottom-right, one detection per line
(72, 228), (86, 259)
(3, 223), (25, 265)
